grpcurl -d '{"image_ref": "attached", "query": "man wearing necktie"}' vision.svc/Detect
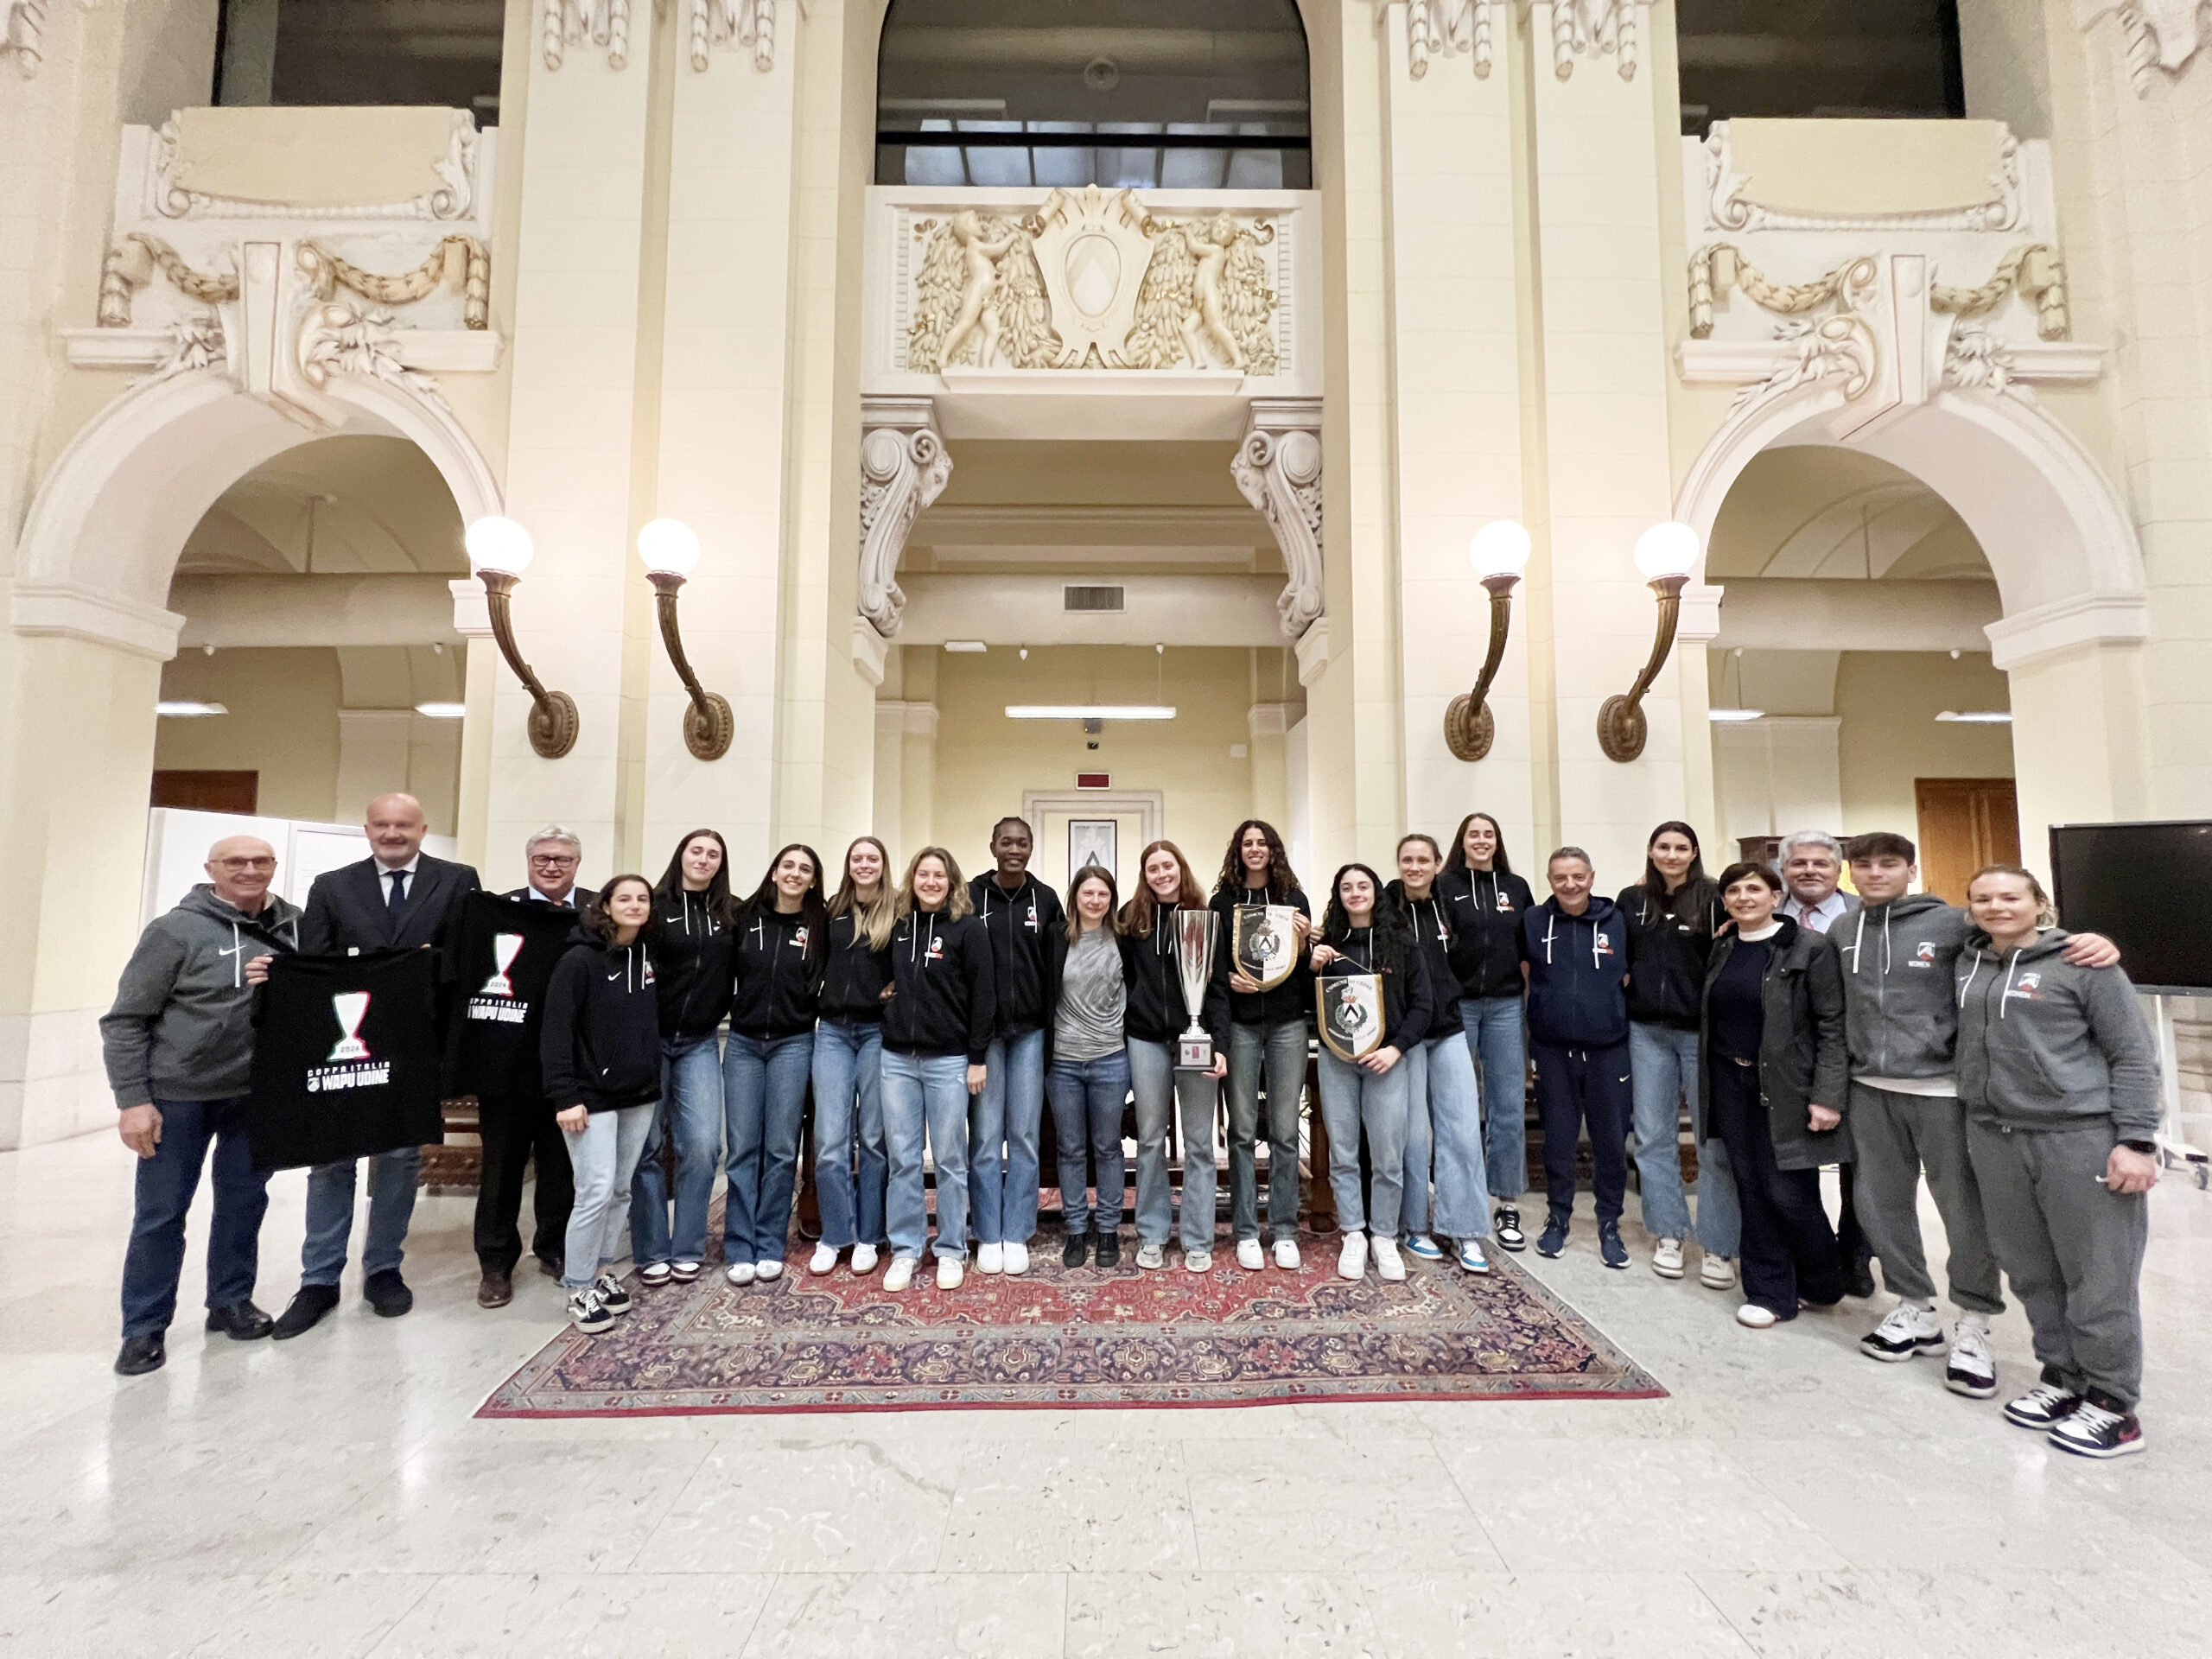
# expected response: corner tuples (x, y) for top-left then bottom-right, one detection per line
(270, 793), (481, 1338)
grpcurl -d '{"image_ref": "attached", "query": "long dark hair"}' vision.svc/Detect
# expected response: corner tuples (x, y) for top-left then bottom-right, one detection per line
(654, 827), (736, 926)
(1214, 817), (1300, 900)
(1065, 863), (1120, 944)
(741, 842), (830, 965)
(1639, 820), (1714, 918)
(1120, 838), (1205, 938)
(1319, 861), (1412, 971)
(582, 874), (662, 946)
(1442, 811), (1513, 877)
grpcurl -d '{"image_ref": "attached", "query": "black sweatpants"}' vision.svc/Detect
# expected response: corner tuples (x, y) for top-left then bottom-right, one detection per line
(1531, 1041), (1630, 1224)
(1707, 1058), (1846, 1318)
(474, 1090), (575, 1274)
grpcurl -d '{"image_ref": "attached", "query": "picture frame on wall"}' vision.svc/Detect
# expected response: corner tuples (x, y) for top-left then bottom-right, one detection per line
(1069, 818), (1116, 882)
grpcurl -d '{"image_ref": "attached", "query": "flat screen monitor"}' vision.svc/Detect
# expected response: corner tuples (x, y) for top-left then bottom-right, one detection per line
(2049, 820), (2212, 995)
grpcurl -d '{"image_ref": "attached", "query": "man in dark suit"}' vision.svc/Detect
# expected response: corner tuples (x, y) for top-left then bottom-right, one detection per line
(272, 792), (481, 1338)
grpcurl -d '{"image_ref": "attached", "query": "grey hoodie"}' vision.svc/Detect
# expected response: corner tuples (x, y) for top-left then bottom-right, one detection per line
(101, 884), (303, 1108)
(1838, 892), (1967, 1082)
(1955, 927), (2161, 1141)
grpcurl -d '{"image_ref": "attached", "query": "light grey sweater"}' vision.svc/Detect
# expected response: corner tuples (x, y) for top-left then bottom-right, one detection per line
(1054, 925), (1126, 1062)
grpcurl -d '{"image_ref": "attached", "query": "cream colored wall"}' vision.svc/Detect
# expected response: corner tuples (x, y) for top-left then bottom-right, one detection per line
(1834, 651), (2015, 840)
(153, 648), (343, 823)
(925, 646), (1266, 889)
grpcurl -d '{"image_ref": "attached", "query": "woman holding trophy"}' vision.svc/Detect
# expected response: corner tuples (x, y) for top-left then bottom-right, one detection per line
(1309, 863), (1435, 1282)
(1117, 841), (1229, 1271)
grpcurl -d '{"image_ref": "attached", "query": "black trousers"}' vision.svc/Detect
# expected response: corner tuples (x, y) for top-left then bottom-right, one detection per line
(1530, 1041), (1630, 1224)
(474, 1090), (575, 1274)
(1707, 1058), (1846, 1318)
(1834, 1160), (1872, 1267)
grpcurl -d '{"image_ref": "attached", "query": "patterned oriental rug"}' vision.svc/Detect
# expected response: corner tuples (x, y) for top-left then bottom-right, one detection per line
(476, 1221), (1665, 1417)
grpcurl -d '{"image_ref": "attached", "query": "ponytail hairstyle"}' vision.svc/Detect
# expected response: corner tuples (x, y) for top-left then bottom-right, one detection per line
(582, 874), (662, 947)
(1319, 861), (1413, 972)
(897, 847), (974, 921)
(1442, 811), (1513, 877)
(1214, 817), (1300, 901)
(829, 835), (899, 950)
(1120, 838), (1205, 938)
(741, 843), (830, 965)
(1966, 862), (2058, 930)
(654, 828), (736, 927)
(1064, 863), (1120, 944)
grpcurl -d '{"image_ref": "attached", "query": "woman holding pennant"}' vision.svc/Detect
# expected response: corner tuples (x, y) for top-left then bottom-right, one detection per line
(1309, 862), (1434, 1282)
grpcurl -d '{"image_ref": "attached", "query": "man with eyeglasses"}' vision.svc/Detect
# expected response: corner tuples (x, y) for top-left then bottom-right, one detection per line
(515, 828), (583, 907)
(101, 836), (302, 1375)
(271, 792), (480, 1338)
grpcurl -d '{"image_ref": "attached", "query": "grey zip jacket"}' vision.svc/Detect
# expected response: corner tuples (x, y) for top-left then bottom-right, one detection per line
(101, 884), (303, 1108)
(1838, 892), (1967, 1081)
(1954, 927), (2161, 1141)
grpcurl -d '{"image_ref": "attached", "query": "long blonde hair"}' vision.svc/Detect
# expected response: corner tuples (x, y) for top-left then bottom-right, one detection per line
(896, 846), (974, 922)
(830, 836), (899, 950)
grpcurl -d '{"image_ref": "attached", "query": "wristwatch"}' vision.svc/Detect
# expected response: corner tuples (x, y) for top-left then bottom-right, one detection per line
(2119, 1139), (2157, 1155)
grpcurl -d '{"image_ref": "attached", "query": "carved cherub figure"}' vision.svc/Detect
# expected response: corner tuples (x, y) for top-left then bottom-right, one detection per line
(937, 209), (1023, 370)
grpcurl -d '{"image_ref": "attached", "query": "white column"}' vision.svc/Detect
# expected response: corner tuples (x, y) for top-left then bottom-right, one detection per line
(1248, 702), (1290, 828)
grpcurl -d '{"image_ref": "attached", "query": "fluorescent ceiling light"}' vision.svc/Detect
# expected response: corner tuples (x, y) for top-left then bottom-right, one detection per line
(156, 700), (227, 717)
(1005, 705), (1177, 721)
(1936, 709), (2012, 723)
(1707, 708), (1765, 722)
(944, 640), (988, 652)
(415, 702), (467, 719)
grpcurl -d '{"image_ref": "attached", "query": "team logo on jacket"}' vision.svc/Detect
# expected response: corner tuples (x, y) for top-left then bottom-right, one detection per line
(2012, 972), (2043, 1000)
(1497, 893), (1514, 912)
(1025, 899), (1039, 932)
(1911, 942), (1936, 968)
(479, 934), (524, 999)
(925, 935), (945, 962)
(1595, 934), (1616, 957)
(791, 926), (810, 951)
(309, 992), (391, 1092)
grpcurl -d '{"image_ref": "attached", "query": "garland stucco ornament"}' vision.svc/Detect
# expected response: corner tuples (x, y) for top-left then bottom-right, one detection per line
(688, 0), (776, 72)
(2077, 1), (2212, 95)
(543, 0), (632, 70)
(1548, 0), (1655, 81)
(1406, 1), (1503, 79)
(3, 0), (99, 80)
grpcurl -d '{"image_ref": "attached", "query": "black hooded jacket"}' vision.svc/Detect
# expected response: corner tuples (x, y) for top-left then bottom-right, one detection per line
(1386, 880), (1465, 1040)
(1314, 925), (1435, 1050)
(1206, 881), (1313, 1028)
(1618, 878), (1724, 1030)
(1119, 903), (1230, 1048)
(819, 909), (894, 1024)
(969, 872), (1066, 1039)
(1435, 866), (1535, 999)
(654, 887), (734, 1039)
(1522, 894), (1631, 1049)
(883, 906), (997, 1061)
(728, 905), (823, 1039)
(541, 931), (663, 1112)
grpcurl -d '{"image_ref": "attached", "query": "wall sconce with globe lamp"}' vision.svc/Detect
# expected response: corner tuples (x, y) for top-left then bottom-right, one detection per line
(464, 516), (579, 760)
(1598, 520), (1702, 764)
(638, 518), (734, 762)
(1444, 519), (1532, 762)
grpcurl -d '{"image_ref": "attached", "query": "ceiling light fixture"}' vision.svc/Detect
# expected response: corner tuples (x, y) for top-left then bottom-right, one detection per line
(1707, 708), (1766, 722)
(415, 702), (467, 719)
(1936, 709), (2012, 723)
(156, 700), (228, 717)
(945, 640), (988, 653)
(1005, 705), (1176, 721)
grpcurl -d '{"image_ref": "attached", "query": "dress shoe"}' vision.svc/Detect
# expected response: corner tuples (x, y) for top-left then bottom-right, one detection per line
(271, 1284), (340, 1340)
(1062, 1230), (1090, 1268)
(114, 1333), (167, 1376)
(477, 1270), (514, 1309)
(1095, 1231), (1122, 1268)
(537, 1254), (564, 1280)
(1845, 1253), (1878, 1300)
(205, 1299), (274, 1341)
(364, 1269), (414, 1318)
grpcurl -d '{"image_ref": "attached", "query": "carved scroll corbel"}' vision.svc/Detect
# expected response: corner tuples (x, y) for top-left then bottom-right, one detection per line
(1232, 399), (1325, 640)
(856, 399), (952, 637)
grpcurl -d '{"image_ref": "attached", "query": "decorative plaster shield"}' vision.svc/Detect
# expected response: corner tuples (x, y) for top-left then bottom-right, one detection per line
(1030, 186), (1155, 369)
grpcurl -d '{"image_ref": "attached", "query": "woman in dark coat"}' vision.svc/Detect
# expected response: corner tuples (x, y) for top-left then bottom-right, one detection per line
(1696, 861), (1851, 1329)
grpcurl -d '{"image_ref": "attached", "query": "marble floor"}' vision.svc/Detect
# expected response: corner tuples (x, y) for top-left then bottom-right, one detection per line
(3, 1132), (2209, 1659)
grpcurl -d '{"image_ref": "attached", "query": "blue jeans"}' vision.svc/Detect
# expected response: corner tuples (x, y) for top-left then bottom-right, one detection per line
(1404, 1035), (1491, 1240)
(120, 1096), (271, 1338)
(1316, 1049), (1411, 1236)
(301, 1145), (419, 1286)
(1459, 995), (1528, 1204)
(882, 1049), (971, 1262)
(1227, 1020), (1307, 1243)
(969, 1028), (1045, 1245)
(632, 1033), (723, 1268)
(1628, 1021), (1740, 1255)
(722, 1030), (814, 1265)
(813, 1020), (888, 1250)
(1128, 1037), (1218, 1251)
(562, 1103), (655, 1291)
(1047, 1048), (1133, 1235)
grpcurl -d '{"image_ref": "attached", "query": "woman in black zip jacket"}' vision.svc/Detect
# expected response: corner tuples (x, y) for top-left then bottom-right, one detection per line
(1617, 820), (1736, 1286)
(1207, 818), (1313, 1272)
(1389, 834), (1491, 1274)
(631, 829), (734, 1287)
(880, 847), (996, 1293)
(1438, 811), (1535, 1249)
(1119, 839), (1228, 1271)
(808, 836), (898, 1279)
(542, 874), (663, 1333)
(719, 843), (829, 1288)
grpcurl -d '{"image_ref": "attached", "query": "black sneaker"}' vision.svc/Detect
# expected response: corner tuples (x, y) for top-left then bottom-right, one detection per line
(1536, 1213), (1570, 1258)
(2005, 1382), (2085, 1429)
(114, 1333), (166, 1376)
(1494, 1206), (1527, 1252)
(205, 1299), (274, 1341)
(1096, 1232), (1122, 1268)
(363, 1269), (414, 1319)
(270, 1284), (340, 1340)
(2047, 1390), (2145, 1459)
(1062, 1231), (1090, 1268)
(567, 1287), (614, 1334)
(592, 1272), (632, 1315)
(1598, 1221), (1630, 1270)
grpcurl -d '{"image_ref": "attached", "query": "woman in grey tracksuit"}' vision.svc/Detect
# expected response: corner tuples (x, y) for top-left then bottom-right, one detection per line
(1955, 863), (2161, 1460)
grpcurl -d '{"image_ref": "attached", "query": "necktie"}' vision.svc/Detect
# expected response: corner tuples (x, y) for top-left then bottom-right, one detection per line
(386, 868), (408, 919)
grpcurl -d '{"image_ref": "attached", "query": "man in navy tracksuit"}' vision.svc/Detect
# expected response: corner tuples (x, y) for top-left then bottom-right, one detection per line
(1522, 847), (1635, 1269)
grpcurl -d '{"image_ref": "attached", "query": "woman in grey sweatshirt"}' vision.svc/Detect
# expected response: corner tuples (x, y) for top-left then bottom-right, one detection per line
(1955, 862), (2160, 1460)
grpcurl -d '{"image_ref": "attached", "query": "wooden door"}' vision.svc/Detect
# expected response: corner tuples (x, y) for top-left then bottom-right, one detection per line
(150, 770), (259, 813)
(1914, 778), (2019, 902)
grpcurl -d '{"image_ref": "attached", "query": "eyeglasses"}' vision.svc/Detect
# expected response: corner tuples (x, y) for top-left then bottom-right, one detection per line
(530, 854), (580, 868)
(213, 857), (277, 872)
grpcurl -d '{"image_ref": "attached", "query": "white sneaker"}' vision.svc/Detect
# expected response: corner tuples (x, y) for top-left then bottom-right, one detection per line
(1736, 1302), (1779, 1329)
(1338, 1231), (1368, 1281)
(1653, 1237), (1685, 1280)
(1700, 1255), (1738, 1290)
(1004, 1243), (1030, 1276)
(976, 1243), (1005, 1275)
(808, 1243), (838, 1275)
(1185, 1249), (1212, 1272)
(882, 1255), (917, 1292)
(1945, 1316), (1999, 1399)
(1860, 1299), (1946, 1362)
(1455, 1238), (1491, 1274)
(724, 1262), (757, 1287)
(755, 1259), (784, 1282)
(1236, 1238), (1265, 1272)
(1136, 1243), (1165, 1270)
(936, 1256), (965, 1291)
(1371, 1236), (1405, 1282)
(1273, 1239), (1302, 1271)
(851, 1243), (879, 1274)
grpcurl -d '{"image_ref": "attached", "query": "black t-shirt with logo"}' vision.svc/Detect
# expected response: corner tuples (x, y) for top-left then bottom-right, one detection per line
(443, 892), (580, 1100)
(249, 948), (444, 1170)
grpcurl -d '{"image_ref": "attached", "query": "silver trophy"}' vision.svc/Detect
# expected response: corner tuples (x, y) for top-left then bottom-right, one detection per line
(1173, 908), (1217, 1071)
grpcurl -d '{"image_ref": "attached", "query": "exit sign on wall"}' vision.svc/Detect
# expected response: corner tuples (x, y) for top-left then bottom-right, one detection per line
(1077, 772), (1109, 790)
